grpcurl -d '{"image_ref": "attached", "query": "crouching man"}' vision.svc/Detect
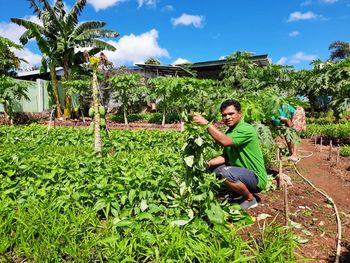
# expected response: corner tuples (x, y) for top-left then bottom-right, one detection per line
(192, 99), (267, 209)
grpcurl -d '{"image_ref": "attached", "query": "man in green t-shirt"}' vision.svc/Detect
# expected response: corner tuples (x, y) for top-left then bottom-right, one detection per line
(193, 99), (267, 209)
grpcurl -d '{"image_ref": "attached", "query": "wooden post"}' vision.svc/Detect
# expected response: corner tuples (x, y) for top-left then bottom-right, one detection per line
(336, 147), (340, 166)
(328, 140), (332, 161)
(276, 147), (280, 161)
(320, 137), (323, 152)
(314, 136), (317, 145)
(277, 159), (282, 188)
(283, 183), (289, 226)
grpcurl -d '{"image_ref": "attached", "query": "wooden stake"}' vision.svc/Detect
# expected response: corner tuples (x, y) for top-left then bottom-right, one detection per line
(314, 136), (317, 145)
(328, 140), (332, 161)
(283, 183), (289, 226)
(336, 147), (340, 166)
(320, 137), (323, 152)
(277, 159), (282, 188)
(276, 147), (280, 161)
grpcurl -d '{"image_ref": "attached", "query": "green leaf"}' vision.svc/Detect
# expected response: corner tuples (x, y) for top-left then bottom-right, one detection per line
(128, 189), (136, 205)
(206, 203), (226, 225)
(194, 136), (203, 146)
(170, 219), (191, 227)
(184, 155), (194, 167)
(140, 199), (148, 212)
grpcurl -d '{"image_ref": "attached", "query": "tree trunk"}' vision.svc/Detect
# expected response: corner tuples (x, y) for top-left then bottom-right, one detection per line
(49, 64), (62, 117)
(124, 105), (128, 125)
(162, 94), (166, 126)
(162, 107), (166, 126)
(92, 71), (102, 157)
(63, 60), (71, 119)
(3, 101), (12, 125)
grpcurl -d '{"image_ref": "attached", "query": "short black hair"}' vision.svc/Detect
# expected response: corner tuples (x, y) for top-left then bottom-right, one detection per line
(220, 99), (241, 113)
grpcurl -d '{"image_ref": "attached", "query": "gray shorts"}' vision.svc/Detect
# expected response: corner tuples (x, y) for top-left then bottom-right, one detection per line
(212, 165), (261, 193)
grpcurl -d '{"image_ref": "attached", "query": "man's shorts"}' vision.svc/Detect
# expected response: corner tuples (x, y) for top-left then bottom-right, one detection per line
(212, 164), (261, 193)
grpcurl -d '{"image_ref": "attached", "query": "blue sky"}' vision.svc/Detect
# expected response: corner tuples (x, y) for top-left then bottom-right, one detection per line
(0, 0), (349, 70)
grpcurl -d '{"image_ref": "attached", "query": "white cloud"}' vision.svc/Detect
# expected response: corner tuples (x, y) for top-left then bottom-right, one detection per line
(276, 52), (317, 65)
(137, 0), (157, 8)
(276, 57), (288, 65)
(161, 5), (174, 12)
(172, 58), (190, 65)
(171, 13), (205, 28)
(288, 11), (319, 22)
(14, 47), (42, 69)
(290, 52), (318, 64)
(0, 16), (42, 69)
(320, 0), (338, 3)
(0, 16), (41, 44)
(219, 56), (226, 60)
(87, 0), (124, 11)
(289, 31), (300, 37)
(103, 29), (169, 66)
(301, 0), (312, 6)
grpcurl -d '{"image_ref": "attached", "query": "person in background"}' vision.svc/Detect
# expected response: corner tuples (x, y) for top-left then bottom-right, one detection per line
(272, 103), (306, 162)
(192, 99), (267, 209)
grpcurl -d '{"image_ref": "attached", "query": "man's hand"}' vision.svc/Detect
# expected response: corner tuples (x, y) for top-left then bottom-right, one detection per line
(192, 114), (209, 125)
(280, 117), (293, 127)
(280, 117), (288, 123)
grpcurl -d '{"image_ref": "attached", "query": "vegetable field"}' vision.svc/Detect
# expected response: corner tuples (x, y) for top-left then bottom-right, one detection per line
(0, 125), (297, 262)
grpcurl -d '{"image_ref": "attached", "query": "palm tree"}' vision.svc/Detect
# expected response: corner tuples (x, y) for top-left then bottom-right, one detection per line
(12, 0), (119, 118)
(329, 41), (350, 61)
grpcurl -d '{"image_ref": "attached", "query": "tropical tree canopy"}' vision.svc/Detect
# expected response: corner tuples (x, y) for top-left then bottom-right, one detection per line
(329, 41), (350, 61)
(144, 57), (161, 65)
(0, 36), (24, 76)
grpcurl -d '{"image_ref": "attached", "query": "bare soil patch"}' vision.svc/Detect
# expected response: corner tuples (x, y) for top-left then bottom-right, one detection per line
(246, 139), (350, 262)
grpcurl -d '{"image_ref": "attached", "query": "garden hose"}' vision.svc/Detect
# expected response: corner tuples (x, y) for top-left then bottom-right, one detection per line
(293, 151), (342, 263)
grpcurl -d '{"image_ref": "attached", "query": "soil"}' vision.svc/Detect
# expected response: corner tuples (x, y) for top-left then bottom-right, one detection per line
(247, 138), (350, 263)
(3, 119), (350, 262)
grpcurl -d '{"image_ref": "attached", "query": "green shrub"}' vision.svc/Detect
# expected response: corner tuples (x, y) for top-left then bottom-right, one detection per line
(111, 112), (181, 124)
(340, 145), (350, 157)
(301, 123), (350, 139)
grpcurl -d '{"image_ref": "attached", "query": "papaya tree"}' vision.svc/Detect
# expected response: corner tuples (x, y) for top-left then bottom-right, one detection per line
(0, 78), (29, 125)
(0, 36), (29, 125)
(108, 74), (146, 124)
(147, 77), (181, 126)
(85, 53), (108, 157)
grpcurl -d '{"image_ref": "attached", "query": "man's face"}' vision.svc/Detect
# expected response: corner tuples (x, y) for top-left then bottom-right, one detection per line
(221, 105), (241, 127)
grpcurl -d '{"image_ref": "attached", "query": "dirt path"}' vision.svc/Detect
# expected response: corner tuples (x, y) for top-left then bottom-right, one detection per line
(296, 139), (350, 262)
(243, 138), (350, 262)
(297, 139), (350, 209)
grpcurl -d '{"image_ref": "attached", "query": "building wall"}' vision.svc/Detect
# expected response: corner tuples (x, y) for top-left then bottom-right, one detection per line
(0, 79), (53, 113)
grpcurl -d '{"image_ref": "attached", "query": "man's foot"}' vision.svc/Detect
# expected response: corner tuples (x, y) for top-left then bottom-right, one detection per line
(240, 197), (258, 209)
(224, 192), (243, 202)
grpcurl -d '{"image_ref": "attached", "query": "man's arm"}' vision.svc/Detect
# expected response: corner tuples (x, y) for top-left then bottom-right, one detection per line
(207, 155), (226, 168)
(192, 114), (234, 147)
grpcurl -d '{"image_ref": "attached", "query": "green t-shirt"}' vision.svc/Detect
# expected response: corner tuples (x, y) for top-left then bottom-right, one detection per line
(223, 120), (267, 190)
